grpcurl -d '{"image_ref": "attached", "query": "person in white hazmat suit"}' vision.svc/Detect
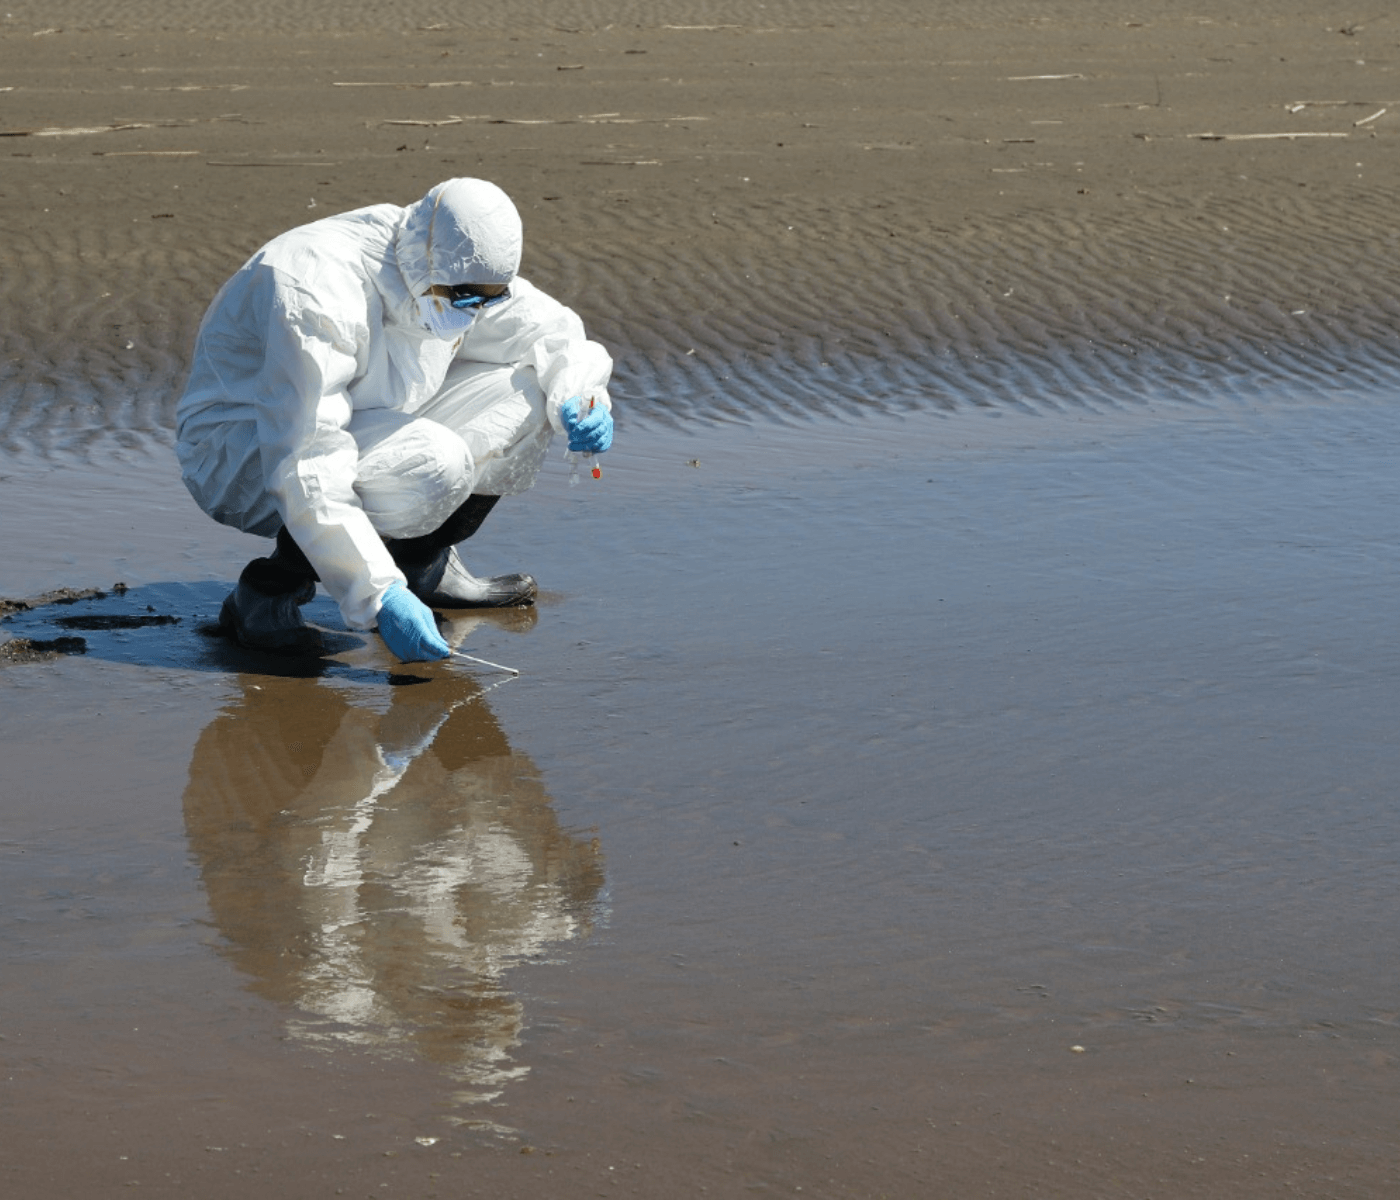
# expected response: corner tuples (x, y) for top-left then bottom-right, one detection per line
(175, 178), (614, 663)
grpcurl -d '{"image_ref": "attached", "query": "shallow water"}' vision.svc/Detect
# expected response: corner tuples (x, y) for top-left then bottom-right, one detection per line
(4, 376), (1400, 1193)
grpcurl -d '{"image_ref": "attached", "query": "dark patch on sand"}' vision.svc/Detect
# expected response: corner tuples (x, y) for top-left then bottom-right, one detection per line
(52, 613), (182, 630)
(0, 634), (88, 662)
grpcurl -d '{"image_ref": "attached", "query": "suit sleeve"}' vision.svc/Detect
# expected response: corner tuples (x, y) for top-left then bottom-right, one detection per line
(254, 275), (404, 630)
(455, 278), (614, 432)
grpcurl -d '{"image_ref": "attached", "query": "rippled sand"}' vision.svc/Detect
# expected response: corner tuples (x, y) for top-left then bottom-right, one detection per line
(4, 0), (1400, 449)
(3, 3), (1400, 1197)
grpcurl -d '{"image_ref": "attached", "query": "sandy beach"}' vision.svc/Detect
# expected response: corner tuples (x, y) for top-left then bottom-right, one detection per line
(4, 3), (1400, 1196)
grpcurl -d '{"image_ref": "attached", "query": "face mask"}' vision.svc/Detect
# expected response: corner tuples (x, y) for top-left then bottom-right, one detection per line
(417, 294), (477, 341)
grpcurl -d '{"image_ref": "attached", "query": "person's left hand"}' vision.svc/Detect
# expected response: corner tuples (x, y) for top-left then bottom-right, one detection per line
(561, 396), (614, 454)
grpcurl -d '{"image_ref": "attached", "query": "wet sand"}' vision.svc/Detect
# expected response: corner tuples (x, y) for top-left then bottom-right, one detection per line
(4, 3), (1400, 1197)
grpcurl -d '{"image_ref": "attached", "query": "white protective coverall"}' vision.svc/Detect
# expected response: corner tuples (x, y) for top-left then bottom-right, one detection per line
(175, 179), (612, 631)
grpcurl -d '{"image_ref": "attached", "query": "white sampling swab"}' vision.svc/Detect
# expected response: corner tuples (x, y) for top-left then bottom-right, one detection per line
(451, 649), (520, 675)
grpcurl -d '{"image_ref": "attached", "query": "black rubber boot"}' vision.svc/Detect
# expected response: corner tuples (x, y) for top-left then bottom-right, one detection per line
(399, 549), (537, 609)
(218, 531), (322, 653)
(384, 495), (537, 609)
(383, 494), (501, 562)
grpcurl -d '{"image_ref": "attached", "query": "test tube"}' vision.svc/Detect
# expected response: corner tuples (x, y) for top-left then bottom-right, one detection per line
(567, 397), (602, 485)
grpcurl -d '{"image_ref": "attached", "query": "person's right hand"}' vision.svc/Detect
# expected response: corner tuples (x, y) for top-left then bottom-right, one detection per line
(377, 582), (450, 662)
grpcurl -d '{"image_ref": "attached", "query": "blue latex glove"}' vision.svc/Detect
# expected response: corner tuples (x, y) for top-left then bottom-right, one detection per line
(561, 395), (614, 453)
(377, 581), (450, 663)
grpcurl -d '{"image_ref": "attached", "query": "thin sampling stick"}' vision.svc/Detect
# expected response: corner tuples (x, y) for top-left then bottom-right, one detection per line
(451, 649), (520, 675)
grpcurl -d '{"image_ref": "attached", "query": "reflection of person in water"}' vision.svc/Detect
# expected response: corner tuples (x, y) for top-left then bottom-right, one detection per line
(182, 652), (604, 1104)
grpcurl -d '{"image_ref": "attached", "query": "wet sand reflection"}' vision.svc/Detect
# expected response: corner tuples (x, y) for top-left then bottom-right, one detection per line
(182, 658), (604, 1112)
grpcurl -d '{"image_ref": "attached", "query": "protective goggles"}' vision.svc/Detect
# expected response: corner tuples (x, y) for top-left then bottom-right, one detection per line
(442, 282), (512, 310)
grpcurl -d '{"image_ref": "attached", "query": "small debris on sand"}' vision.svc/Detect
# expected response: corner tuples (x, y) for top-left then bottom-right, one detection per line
(0, 583), (126, 618)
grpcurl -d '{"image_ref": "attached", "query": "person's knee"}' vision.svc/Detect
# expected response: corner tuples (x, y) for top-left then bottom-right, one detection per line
(353, 420), (474, 539)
